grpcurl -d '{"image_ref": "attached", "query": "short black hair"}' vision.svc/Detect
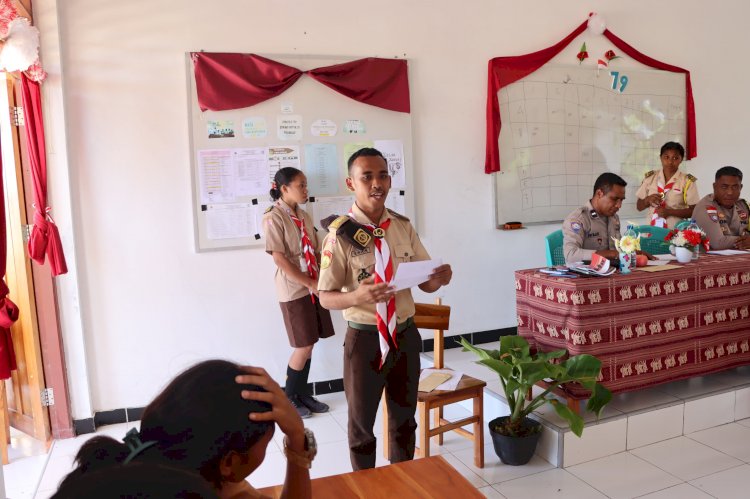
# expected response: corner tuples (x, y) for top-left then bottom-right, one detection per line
(347, 147), (386, 173)
(715, 166), (743, 181)
(269, 167), (303, 200)
(660, 141), (685, 158)
(593, 172), (627, 196)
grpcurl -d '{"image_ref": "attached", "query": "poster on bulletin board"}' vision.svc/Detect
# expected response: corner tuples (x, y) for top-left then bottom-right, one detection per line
(186, 53), (415, 252)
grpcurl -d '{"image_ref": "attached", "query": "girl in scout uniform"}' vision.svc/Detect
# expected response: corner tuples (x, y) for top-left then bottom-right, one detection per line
(264, 167), (334, 418)
(636, 141), (699, 228)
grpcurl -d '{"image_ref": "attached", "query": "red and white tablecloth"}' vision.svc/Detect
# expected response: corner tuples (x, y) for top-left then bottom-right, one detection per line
(516, 255), (750, 395)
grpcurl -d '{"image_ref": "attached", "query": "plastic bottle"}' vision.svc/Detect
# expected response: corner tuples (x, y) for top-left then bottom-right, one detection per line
(686, 218), (700, 260)
(623, 224), (638, 269)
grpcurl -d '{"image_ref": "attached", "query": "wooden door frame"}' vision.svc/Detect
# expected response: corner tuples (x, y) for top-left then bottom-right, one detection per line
(11, 76), (74, 439)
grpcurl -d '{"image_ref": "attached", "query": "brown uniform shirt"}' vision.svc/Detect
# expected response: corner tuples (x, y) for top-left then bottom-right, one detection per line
(263, 200), (320, 302)
(562, 201), (621, 264)
(635, 170), (699, 228)
(317, 204), (431, 324)
(693, 194), (750, 250)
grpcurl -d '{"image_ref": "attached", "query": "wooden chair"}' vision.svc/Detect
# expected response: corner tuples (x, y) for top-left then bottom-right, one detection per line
(383, 299), (485, 468)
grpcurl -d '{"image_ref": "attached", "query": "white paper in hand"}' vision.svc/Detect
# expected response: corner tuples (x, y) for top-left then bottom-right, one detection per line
(392, 259), (442, 291)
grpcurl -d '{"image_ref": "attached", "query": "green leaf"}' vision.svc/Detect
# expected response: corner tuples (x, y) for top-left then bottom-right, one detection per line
(550, 399), (585, 437)
(535, 349), (567, 362)
(561, 354), (602, 380)
(478, 358), (512, 379)
(585, 383), (613, 417)
(500, 335), (530, 359)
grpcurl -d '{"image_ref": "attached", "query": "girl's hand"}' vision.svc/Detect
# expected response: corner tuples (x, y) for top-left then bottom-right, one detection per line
(236, 366), (305, 447)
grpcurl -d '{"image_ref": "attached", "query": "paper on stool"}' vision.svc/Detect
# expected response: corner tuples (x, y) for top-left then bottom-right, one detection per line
(418, 368), (463, 391)
(418, 372), (452, 392)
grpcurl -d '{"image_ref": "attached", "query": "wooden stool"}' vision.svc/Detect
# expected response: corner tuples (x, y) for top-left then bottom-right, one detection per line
(383, 300), (485, 468)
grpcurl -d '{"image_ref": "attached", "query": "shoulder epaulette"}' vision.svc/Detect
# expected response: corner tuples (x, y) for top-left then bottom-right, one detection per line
(386, 208), (410, 221)
(687, 174), (697, 182)
(264, 205), (275, 214)
(320, 215), (371, 248)
(644, 170), (656, 178)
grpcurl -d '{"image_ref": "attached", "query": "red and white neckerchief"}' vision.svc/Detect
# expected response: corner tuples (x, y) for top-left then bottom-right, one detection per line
(282, 203), (318, 303)
(350, 210), (396, 368)
(650, 180), (675, 228)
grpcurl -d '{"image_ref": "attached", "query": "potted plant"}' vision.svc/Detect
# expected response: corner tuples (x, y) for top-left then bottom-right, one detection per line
(460, 336), (612, 465)
(665, 224), (710, 263)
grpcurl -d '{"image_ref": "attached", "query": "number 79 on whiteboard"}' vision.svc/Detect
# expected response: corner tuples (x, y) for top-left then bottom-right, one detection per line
(610, 71), (629, 93)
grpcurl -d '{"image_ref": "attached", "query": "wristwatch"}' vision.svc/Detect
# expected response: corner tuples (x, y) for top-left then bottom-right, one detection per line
(283, 428), (317, 469)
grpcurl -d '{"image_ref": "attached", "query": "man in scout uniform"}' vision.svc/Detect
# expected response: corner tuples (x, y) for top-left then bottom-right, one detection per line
(636, 142), (699, 228)
(693, 166), (750, 250)
(318, 148), (452, 471)
(562, 172), (626, 264)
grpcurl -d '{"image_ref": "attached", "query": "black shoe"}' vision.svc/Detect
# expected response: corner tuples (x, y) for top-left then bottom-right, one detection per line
(298, 394), (330, 413)
(289, 395), (312, 419)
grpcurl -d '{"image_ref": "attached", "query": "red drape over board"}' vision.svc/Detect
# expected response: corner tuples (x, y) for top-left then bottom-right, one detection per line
(485, 19), (697, 173)
(192, 53), (410, 113)
(0, 138), (19, 380)
(21, 74), (67, 276)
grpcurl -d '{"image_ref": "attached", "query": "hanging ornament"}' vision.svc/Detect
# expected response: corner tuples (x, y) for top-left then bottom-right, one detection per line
(0, 18), (40, 72)
(577, 42), (589, 64)
(597, 59), (608, 75)
(605, 49), (620, 61)
(587, 12), (607, 35)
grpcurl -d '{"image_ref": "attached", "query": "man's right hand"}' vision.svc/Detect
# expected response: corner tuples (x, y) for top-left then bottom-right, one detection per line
(356, 276), (395, 304)
(734, 236), (750, 250)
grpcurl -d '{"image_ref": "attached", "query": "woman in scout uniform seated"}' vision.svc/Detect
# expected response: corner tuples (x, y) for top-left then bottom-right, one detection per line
(56, 361), (314, 499)
(636, 141), (699, 228)
(263, 167), (334, 418)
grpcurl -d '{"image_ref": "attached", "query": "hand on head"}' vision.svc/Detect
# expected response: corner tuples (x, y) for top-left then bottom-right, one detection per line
(237, 366), (305, 446)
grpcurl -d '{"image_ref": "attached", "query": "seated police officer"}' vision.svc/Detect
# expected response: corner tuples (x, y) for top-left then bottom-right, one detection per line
(693, 166), (750, 250)
(562, 172), (626, 265)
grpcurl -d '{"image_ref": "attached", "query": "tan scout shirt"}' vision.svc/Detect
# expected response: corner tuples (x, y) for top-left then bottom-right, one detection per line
(635, 169), (699, 228)
(562, 201), (621, 264)
(693, 194), (750, 250)
(263, 200), (320, 302)
(317, 204), (430, 324)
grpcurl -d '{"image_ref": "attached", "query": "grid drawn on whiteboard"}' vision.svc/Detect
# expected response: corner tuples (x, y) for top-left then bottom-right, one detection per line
(494, 65), (686, 225)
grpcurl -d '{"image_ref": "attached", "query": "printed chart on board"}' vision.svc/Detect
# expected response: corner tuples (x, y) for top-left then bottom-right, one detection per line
(494, 65), (686, 225)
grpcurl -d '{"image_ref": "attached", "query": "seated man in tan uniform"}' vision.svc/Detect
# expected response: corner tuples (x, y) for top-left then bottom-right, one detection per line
(693, 166), (750, 250)
(317, 148), (452, 471)
(562, 172), (626, 264)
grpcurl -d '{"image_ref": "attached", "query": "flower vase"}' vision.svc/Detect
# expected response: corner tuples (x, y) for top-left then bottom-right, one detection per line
(619, 252), (631, 274)
(675, 246), (693, 263)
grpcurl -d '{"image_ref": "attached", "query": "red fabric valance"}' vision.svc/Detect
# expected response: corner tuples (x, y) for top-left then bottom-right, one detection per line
(192, 53), (410, 113)
(485, 19), (697, 173)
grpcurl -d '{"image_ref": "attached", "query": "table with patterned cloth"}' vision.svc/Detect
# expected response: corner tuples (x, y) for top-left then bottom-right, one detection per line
(516, 255), (750, 396)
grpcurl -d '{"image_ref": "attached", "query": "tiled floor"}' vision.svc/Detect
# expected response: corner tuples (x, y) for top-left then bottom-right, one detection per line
(4, 345), (750, 498)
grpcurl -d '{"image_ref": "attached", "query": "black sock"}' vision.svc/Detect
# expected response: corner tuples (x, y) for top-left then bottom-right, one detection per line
(300, 358), (312, 396)
(285, 365), (303, 398)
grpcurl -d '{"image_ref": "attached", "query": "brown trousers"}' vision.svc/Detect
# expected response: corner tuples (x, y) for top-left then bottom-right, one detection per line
(343, 323), (421, 471)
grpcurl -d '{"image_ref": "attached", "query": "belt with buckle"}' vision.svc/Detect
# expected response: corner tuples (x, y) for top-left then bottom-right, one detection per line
(347, 316), (414, 333)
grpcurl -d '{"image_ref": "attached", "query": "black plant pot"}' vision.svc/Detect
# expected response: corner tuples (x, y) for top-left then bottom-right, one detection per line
(488, 416), (542, 466)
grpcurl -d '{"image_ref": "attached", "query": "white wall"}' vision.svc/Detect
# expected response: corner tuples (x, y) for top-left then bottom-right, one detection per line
(37, 0), (750, 415)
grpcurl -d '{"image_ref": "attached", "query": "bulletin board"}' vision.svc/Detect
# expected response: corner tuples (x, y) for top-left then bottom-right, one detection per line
(186, 54), (415, 252)
(493, 65), (687, 226)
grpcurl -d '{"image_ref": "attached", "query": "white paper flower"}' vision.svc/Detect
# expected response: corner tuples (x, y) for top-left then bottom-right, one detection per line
(0, 17), (40, 72)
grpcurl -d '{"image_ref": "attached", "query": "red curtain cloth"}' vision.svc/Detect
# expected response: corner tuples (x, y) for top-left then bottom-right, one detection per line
(0, 137), (18, 380)
(20, 74), (67, 276)
(192, 53), (410, 113)
(485, 20), (697, 173)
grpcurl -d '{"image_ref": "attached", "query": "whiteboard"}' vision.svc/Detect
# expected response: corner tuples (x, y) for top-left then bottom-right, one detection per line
(186, 54), (414, 251)
(493, 65), (686, 226)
